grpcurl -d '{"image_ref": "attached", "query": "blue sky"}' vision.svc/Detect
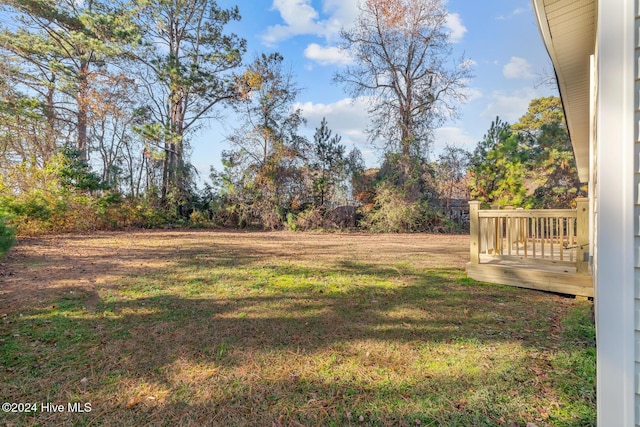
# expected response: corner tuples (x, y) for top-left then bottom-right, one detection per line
(192, 0), (558, 181)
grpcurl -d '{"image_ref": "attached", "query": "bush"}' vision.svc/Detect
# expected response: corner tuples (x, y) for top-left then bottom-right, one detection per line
(362, 183), (461, 233)
(363, 184), (422, 233)
(0, 210), (15, 257)
(284, 212), (299, 231)
(0, 189), (179, 235)
(420, 210), (462, 234)
(295, 207), (325, 231)
(189, 209), (213, 228)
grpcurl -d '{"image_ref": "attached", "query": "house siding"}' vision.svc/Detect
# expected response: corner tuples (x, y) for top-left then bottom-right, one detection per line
(635, 0), (640, 423)
(595, 0), (635, 424)
(534, 0), (637, 423)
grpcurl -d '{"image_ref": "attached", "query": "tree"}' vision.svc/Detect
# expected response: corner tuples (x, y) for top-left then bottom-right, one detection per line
(309, 118), (346, 208)
(469, 118), (529, 206)
(468, 97), (586, 209)
(434, 144), (470, 217)
(132, 0), (245, 205)
(0, 0), (137, 161)
(335, 0), (471, 158)
(230, 53), (304, 166)
(0, 74), (50, 174)
(512, 96), (565, 136)
(514, 96), (586, 208)
(225, 52), (307, 228)
(87, 73), (141, 189)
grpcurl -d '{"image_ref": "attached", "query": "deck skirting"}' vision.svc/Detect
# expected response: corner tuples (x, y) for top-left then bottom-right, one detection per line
(466, 262), (593, 297)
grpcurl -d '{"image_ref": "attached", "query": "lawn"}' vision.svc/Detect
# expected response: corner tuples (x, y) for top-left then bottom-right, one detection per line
(0, 230), (595, 426)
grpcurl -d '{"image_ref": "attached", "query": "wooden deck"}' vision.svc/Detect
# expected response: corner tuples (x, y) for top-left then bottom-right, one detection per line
(466, 257), (593, 297)
(466, 199), (593, 297)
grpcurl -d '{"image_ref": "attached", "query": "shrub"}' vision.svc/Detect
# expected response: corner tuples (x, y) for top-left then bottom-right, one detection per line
(189, 209), (212, 228)
(284, 212), (299, 231)
(362, 183), (461, 233)
(420, 210), (461, 234)
(363, 184), (422, 233)
(0, 210), (15, 257)
(295, 207), (326, 231)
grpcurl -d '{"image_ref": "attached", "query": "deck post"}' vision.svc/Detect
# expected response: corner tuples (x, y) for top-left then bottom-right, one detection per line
(576, 197), (589, 274)
(469, 201), (481, 264)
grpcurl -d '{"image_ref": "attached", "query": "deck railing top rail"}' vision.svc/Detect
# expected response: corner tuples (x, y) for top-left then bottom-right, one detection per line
(477, 209), (577, 218)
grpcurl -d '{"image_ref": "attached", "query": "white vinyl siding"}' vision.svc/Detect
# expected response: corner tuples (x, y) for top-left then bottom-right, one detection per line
(634, 0), (640, 423)
(596, 0), (635, 425)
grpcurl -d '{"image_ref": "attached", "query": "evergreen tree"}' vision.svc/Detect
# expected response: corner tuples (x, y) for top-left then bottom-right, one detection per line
(309, 118), (346, 208)
(469, 118), (529, 206)
(469, 97), (586, 208)
(0, 0), (138, 161)
(131, 0), (245, 207)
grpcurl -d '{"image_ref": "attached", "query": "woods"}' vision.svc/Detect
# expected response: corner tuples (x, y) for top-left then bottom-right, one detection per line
(0, 0), (584, 244)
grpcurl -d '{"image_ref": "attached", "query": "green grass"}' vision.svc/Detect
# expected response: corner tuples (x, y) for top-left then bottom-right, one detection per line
(0, 231), (595, 426)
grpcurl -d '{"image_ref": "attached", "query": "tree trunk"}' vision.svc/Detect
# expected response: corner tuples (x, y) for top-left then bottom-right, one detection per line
(43, 75), (57, 162)
(76, 58), (89, 161)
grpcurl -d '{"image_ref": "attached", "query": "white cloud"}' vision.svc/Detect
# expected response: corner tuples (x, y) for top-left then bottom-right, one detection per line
(262, 0), (324, 46)
(481, 88), (540, 122)
(304, 43), (353, 66)
(262, 0), (358, 46)
(296, 97), (370, 144)
(295, 97), (378, 164)
(433, 127), (477, 150)
(497, 6), (530, 20)
(462, 87), (483, 103)
(264, 1), (466, 46)
(297, 97), (382, 165)
(503, 57), (534, 79)
(445, 13), (467, 43)
(321, 0), (359, 42)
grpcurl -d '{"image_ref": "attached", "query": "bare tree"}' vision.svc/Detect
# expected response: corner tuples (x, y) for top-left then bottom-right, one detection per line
(434, 143), (470, 217)
(335, 0), (471, 158)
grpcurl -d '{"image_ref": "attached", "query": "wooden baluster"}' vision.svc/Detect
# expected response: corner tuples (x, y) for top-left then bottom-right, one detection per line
(491, 204), (499, 255)
(524, 217), (528, 259)
(569, 218), (574, 262)
(507, 218), (513, 256)
(541, 218), (545, 259)
(560, 217), (564, 261)
(532, 218), (537, 259)
(499, 217), (504, 255)
(548, 218), (552, 261)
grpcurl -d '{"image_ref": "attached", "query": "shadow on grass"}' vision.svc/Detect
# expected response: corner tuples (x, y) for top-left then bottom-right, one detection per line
(1, 240), (594, 426)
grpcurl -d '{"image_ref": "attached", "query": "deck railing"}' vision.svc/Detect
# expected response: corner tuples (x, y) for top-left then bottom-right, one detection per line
(469, 198), (589, 274)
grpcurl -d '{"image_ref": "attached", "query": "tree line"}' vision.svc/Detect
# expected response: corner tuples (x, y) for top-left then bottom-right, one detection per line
(0, 0), (584, 248)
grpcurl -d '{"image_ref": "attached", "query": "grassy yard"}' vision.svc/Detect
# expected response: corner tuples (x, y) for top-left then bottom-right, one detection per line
(0, 231), (595, 426)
